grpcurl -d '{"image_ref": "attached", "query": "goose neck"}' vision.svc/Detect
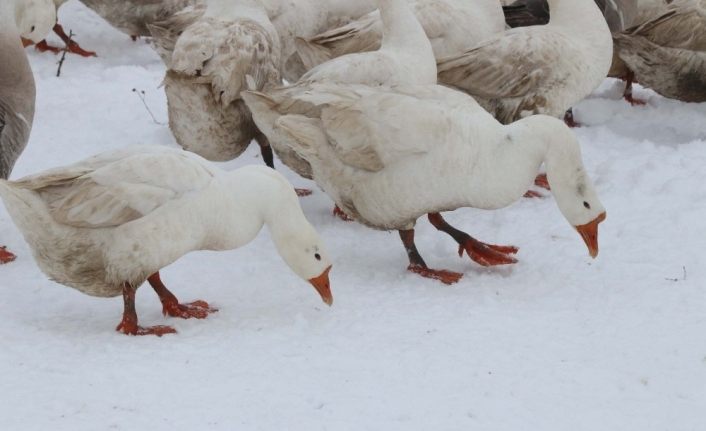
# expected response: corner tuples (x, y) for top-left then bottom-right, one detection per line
(378, 0), (425, 50)
(548, 0), (605, 29)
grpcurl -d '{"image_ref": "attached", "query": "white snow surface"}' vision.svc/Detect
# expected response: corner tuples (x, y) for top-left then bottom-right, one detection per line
(2, 2), (706, 430)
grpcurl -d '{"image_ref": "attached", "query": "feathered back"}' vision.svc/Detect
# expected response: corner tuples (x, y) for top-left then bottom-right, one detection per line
(169, 16), (281, 106)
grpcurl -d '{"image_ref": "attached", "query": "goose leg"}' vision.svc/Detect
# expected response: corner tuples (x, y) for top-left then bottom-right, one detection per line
(534, 173), (550, 190)
(333, 205), (353, 221)
(563, 108), (581, 128)
(34, 40), (62, 54)
(255, 132), (275, 169)
(255, 132), (312, 197)
(623, 71), (646, 106)
(427, 213), (518, 267)
(52, 24), (97, 57)
(399, 229), (463, 285)
(0, 246), (16, 264)
(148, 272), (217, 319)
(524, 173), (551, 198)
(115, 282), (176, 336)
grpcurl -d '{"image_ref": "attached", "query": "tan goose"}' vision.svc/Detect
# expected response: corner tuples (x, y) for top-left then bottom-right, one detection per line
(149, 0), (379, 79)
(163, 0), (281, 172)
(1, 0), (56, 264)
(0, 146), (333, 335)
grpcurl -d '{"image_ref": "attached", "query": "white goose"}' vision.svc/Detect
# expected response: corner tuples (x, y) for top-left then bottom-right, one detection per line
(243, 83), (606, 284)
(1, 0), (56, 264)
(0, 146), (333, 335)
(612, 0), (706, 104)
(437, 0), (613, 125)
(297, 0), (436, 86)
(164, 0), (281, 167)
(295, 0), (505, 72)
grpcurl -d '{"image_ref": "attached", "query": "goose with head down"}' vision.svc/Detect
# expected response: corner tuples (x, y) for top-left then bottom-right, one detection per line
(163, 0), (281, 172)
(243, 83), (606, 284)
(0, 146), (333, 335)
(1, 0), (56, 264)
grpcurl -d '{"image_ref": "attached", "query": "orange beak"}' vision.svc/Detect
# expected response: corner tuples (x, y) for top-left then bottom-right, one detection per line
(21, 37), (34, 48)
(309, 265), (333, 306)
(575, 212), (606, 258)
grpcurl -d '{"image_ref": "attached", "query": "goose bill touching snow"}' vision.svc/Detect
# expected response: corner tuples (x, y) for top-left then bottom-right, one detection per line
(0, 146), (333, 335)
(244, 83), (606, 285)
(1, 0), (56, 264)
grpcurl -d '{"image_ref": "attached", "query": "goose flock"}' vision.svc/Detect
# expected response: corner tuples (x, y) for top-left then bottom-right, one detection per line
(0, 0), (704, 335)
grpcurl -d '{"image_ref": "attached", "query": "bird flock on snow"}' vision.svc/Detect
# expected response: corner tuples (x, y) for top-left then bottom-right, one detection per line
(0, 0), (704, 335)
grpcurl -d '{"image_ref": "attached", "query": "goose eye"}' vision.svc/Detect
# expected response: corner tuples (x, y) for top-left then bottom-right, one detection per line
(583, 201), (591, 209)
(314, 253), (321, 261)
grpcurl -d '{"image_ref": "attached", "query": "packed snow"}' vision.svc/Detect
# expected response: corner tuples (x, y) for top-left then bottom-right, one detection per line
(1, 2), (705, 430)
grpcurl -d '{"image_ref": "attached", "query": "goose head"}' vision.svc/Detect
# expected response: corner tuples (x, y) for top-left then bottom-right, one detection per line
(235, 167), (334, 305)
(529, 116), (607, 258)
(16, 0), (56, 44)
(273, 223), (334, 306)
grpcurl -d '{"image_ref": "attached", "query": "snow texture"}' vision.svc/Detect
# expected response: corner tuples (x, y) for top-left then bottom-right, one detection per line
(1, 1), (705, 430)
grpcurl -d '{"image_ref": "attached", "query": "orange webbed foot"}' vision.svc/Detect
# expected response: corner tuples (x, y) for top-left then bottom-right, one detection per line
(162, 300), (217, 319)
(534, 173), (550, 190)
(458, 238), (518, 267)
(0, 246), (16, 264)
(523, 190), (545, 199)
(64, 40), (97, 57)
(624, 94), (646, 106)
(333, 205), (354, 222)
(116, 320), (177, 336)
(296, 188), (313, 197)
(407, 265), (463, 285)
(34, 40), (62, 54)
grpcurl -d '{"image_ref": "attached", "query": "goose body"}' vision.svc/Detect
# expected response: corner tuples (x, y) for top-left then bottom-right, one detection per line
(0, 146), (333, 333)
(244, 83), (607, 282)
(295, 0), (505, 73)
(1, 0), (56, 263)
(1, 0), (55, 179)
(503, 0), (638, 32)
(164, 0), (280, 162)
(149, 0), (379, 79)
(437, 0), (613, 124)
(613, 0), (706, 103)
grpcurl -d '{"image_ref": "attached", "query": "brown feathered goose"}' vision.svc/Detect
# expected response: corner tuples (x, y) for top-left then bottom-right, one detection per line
(1, 0), (55, 263)
(613, 0), (706, 104)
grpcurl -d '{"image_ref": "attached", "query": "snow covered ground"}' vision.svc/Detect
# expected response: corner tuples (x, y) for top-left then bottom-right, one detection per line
(2, 2), (706, 430)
